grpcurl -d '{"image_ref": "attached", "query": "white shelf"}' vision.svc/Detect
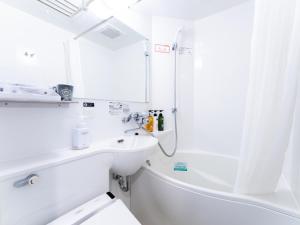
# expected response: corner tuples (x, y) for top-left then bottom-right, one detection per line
(0, 100), (78, 105)
(0, 141), (112, 182)
(152, 129), (173, 138)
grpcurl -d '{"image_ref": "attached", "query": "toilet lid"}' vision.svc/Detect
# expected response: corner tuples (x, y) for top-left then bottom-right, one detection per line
(47, 194), (141, 225)
(81, 200), (141, 225)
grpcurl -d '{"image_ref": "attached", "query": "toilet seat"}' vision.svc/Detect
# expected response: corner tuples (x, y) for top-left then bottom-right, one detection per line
(47, 193), (141, 225)
(81, 199), (140, 225)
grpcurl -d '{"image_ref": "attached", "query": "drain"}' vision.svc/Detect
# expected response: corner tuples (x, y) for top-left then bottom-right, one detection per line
(146, 160), (151, 166)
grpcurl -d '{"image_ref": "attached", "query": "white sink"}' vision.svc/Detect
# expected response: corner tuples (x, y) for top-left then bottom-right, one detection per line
(103, 135), (158, 176)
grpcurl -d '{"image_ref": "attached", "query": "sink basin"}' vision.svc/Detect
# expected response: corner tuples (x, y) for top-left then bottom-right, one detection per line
(103, 135), (158, 176)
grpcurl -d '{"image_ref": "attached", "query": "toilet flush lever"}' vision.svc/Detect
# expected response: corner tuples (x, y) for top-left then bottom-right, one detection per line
(14, 174), (39, 188)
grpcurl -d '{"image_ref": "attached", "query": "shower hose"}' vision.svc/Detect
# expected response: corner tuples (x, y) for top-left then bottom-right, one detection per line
(143, 45), (178, 158)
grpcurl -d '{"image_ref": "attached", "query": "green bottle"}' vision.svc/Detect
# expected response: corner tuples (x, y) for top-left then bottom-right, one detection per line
(158, 110), (164, 131)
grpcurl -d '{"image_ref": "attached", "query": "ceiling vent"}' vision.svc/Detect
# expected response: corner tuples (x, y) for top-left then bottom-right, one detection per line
(98, 25), (122, 39)
(37, 0), (81, 17)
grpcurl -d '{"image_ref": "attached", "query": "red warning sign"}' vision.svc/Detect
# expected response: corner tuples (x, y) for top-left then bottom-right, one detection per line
(154, 44), (170, 53)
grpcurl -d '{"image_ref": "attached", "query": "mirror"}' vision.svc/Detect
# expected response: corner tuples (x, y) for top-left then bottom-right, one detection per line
(0, 1), (70, 89)
(68, 17), (150, 103)
(0, 1), (150, 103)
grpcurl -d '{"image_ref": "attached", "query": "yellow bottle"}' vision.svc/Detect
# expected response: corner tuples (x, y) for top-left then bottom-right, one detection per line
(145, 110), (154, 132)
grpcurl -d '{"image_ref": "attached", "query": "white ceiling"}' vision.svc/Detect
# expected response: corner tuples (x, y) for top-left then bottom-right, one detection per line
(0, 0), (145, 49)
(132, 0), (250, 20)
(0, 0), (251, 37)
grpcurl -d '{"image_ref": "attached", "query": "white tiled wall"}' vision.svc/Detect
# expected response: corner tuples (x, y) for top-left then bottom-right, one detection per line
(0, 100), (148, 162)
(151, 1), (254, 157)
(193, 1), (254, 157)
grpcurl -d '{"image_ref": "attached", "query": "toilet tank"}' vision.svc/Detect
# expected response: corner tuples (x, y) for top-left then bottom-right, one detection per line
(0, 153), (113, 225)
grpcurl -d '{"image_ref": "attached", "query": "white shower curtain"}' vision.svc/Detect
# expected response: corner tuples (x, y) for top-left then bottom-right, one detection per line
(235, 0), (300, 194)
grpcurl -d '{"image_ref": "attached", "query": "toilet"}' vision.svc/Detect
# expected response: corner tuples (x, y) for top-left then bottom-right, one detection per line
(0, 154), (140, 225)
(48, 193), (141, 225)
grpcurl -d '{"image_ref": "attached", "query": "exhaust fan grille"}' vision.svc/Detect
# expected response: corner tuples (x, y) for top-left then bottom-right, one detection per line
(98, 25), (122, 39)
(37, 0), (81, 17)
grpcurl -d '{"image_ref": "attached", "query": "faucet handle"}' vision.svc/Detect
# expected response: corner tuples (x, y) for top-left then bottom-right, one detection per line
(122, 112), (139, 123)
(122, 112), (147, 124)
(136, 112), (148, 126)
(122, 114), (132, 123)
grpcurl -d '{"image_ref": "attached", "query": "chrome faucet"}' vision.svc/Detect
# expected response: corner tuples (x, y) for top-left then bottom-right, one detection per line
(122, 112), (147, 134)
(124, 127), (142, 134)
(122, 112), (147, 124)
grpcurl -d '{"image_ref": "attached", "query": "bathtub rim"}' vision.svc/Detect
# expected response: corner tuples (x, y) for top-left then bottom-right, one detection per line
(141, 153), (300, 220)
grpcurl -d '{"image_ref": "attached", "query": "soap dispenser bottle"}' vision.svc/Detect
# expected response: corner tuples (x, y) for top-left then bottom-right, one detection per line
(145, 110), (154, 132)
(158, 110), (164, 131)
(153, 110), (158, 131)
(72, 118), (90, 150)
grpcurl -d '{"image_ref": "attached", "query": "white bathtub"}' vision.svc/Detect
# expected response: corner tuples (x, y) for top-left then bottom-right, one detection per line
(131, 152), (300, 225)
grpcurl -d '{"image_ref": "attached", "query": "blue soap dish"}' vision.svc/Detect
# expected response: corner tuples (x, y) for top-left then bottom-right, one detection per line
(174, 162), (188, 171)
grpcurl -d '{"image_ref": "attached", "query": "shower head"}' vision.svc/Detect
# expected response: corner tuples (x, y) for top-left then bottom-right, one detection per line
(172, 27), (184, 51)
